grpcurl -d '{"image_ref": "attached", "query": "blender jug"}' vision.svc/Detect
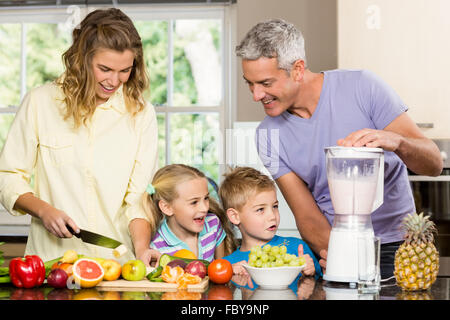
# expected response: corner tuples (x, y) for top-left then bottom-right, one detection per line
(323, 147), (384, 284)
(326, 147), (384, 214)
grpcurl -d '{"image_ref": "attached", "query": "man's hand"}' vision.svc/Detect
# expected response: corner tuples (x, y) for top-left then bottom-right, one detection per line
(319, 249), (327, 274)
(337, 128), (401, 151)
(337, 113), (443, 176)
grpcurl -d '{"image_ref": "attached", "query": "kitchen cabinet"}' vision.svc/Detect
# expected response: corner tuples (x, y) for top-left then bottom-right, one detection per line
(338, 0), (450, 139)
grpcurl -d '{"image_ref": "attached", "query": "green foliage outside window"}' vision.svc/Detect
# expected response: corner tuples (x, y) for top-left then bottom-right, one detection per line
(0, 19), (221, 185)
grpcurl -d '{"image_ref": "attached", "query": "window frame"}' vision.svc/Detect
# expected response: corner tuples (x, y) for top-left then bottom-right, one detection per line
(0, 4), (235, 171)
(0, 4), (236, 226)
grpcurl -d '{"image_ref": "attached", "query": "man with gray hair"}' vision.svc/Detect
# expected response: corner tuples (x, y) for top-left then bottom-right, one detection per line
(236, 18), (442, 279)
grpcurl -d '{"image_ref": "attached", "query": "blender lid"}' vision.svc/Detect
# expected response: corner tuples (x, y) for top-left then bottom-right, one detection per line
(324, 146), (384, 158)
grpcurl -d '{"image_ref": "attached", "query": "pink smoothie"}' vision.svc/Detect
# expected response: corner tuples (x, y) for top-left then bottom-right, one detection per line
(328, 179), (378, 214)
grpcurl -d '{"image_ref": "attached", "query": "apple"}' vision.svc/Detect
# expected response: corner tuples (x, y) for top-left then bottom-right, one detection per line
(121, 259), (146, 281)
(185, 260), (207, 279)
(101, 259), (122, 281)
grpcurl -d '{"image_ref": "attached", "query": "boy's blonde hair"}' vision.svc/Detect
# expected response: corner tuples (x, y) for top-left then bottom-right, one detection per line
(142, 164), (237, 256)
(219, 166), (276, 211)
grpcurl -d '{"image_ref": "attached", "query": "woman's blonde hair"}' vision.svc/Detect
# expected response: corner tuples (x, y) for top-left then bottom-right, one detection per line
(57, 8), (149, 128)
(143, 164), (238, 256)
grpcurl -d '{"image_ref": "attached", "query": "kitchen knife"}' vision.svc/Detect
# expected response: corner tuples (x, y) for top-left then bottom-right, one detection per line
(67, 225), (122, 249)
(67, 225), (128, 258)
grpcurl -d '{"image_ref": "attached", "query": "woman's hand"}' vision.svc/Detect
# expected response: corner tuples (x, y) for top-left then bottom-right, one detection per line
(37, 204), (79, 238)
(298, 244), (315, 276)
(13, 192), (79, 238)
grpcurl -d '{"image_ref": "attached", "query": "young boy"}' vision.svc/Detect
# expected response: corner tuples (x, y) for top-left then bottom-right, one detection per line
(219, 166), (322, 290)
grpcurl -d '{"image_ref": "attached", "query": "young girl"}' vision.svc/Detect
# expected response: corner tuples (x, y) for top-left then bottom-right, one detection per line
(143, 164), (237, 261)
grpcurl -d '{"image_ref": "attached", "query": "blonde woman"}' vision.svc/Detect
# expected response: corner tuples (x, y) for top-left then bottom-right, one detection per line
(143, 164), (238, 260)
(0, 8), (159, 265)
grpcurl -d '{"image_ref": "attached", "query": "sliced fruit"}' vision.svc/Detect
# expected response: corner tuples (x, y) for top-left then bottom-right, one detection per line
(72, 258), (104, 288)
(176, 272), (202, 289)
(113, 244), (128, 258)
(173, 249), (197, 259)
(161, 265), (184, 283)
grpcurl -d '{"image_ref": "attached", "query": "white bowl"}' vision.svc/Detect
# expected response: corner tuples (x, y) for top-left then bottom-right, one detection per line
(243, 264), (305, 290)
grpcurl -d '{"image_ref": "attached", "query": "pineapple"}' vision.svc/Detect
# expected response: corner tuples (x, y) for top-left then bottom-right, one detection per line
(394, 212), (439, 291)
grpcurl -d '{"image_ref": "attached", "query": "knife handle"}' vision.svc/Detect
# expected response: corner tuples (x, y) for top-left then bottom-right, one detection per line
(67, 225), (81, 238)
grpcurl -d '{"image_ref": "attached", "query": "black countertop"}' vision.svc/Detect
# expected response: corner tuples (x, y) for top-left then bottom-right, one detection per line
(0, 276), (448, 301)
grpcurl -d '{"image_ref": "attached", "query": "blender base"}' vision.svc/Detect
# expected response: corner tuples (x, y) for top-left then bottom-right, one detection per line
(323, 274), (358, 284)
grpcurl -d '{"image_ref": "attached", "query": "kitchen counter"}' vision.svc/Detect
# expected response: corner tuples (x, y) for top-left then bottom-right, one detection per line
(0, 276), (448, 301)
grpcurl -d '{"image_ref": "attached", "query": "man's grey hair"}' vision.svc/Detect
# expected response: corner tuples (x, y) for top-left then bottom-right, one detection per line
(235, 18), (307, 71)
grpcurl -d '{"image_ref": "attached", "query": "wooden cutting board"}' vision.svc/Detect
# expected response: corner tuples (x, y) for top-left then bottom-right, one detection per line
(96, 276), (209, 292)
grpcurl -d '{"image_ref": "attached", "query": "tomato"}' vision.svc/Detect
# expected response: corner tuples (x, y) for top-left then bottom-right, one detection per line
(207, 259), (232, 284)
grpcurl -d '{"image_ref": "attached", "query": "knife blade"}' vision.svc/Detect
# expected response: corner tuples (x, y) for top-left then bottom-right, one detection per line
(67, 225), (122, 249)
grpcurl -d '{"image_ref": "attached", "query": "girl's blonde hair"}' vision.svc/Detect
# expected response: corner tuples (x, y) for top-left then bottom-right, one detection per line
(143, 164), (238, 256)
(57, 8), (149, 128)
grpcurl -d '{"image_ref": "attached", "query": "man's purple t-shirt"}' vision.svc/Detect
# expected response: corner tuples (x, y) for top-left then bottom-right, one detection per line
(256, 69), (415, 244)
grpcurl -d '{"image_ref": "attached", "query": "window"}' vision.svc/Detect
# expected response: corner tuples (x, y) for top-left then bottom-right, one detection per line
(0, 5), (233, 190)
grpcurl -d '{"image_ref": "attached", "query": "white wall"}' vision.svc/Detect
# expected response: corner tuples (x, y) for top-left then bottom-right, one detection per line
(226, 122), (301, 239)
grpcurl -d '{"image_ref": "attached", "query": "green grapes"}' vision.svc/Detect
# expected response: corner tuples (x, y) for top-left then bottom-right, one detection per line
(248, 244), (305, 268)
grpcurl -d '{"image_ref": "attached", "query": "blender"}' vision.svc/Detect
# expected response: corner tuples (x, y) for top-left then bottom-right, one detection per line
(323, 146), (384, 285)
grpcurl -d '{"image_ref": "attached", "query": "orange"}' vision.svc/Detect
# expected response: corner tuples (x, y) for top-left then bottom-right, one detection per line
(177, 272), (202, 289)
(52, 262), (73, 277)
(173, 249), (197, 259)
(161, 265), (184, 283)
(72, 258), (104, 288)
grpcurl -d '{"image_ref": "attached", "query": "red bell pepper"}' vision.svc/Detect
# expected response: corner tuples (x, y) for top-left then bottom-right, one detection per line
(9, 255), (46, 288)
